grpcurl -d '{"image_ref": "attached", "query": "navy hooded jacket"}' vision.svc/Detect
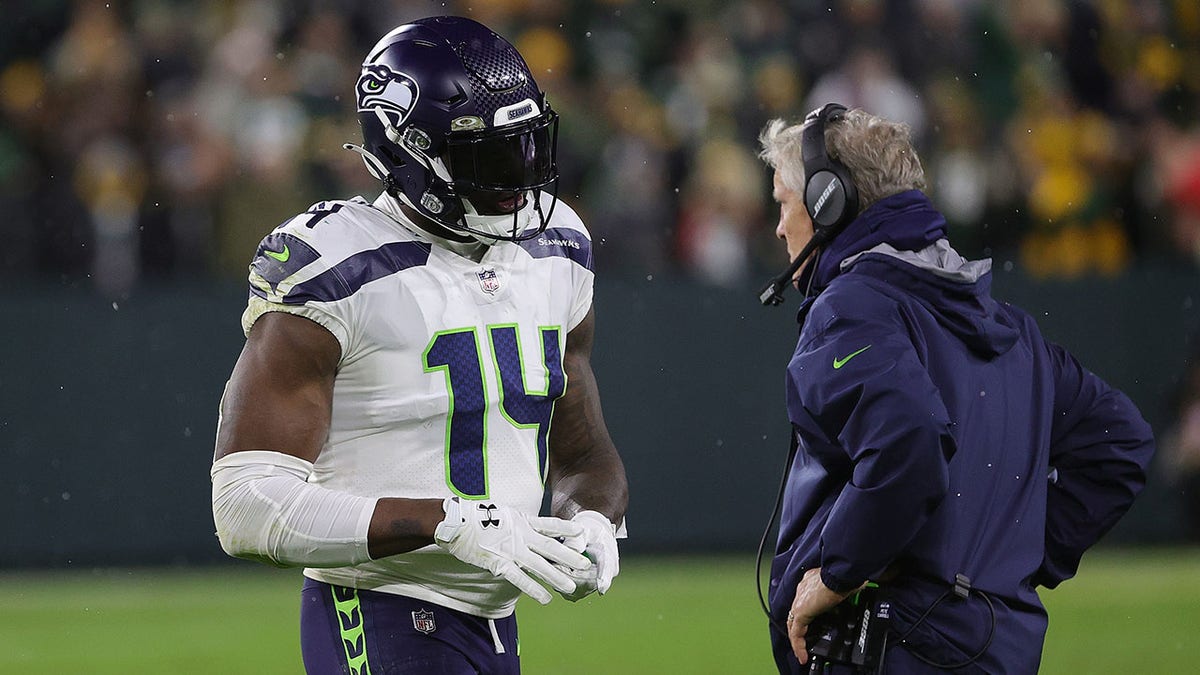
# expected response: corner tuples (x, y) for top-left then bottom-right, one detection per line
(768, 191), (1154, 673)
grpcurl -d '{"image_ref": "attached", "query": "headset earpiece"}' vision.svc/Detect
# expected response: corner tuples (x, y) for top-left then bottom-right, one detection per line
(801, 103), (859, 239)
(758, 103), (860, 306)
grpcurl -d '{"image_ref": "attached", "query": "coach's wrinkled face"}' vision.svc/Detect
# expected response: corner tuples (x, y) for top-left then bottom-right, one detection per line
(772, 170), (815, 283)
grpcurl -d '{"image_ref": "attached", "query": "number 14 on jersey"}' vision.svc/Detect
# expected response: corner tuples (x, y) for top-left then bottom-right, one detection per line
(423, 324), (565, 499)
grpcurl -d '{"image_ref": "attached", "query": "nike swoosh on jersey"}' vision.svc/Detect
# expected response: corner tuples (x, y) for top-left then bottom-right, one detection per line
(833, 345), (871, 369)
(265, 245), (290, 262)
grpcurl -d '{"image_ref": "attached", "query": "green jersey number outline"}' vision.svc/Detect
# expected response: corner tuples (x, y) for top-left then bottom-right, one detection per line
(423, 324), (565, 499)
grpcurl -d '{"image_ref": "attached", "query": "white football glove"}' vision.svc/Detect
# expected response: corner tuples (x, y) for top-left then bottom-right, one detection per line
(434, 498), (593, 605)
(556, 510), (620, 601)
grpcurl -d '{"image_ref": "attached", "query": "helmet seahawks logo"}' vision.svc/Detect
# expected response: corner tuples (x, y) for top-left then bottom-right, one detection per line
(356, 64), (419, 127)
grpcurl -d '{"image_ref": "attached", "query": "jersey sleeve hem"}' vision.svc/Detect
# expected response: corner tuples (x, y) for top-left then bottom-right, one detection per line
(567, 281), (593, 331)
(242, 296), (350, 356)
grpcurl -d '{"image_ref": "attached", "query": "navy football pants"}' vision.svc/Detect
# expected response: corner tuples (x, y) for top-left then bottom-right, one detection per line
(300, 578), (520, 674)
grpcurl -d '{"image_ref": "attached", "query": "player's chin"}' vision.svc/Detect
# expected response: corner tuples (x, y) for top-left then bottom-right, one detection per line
(468, 191), (527, 215)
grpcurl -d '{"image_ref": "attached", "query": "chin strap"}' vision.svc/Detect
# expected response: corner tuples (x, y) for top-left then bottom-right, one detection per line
(372, 191), (485, 259)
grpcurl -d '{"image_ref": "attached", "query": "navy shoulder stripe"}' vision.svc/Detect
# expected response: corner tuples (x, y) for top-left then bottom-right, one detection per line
(518, 227), (593, 271)
(251, 232), (322, 288)
(251, 240), (432, 305)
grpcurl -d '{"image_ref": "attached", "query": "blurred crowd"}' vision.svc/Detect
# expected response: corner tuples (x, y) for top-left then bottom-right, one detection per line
(4, 0), (1200, 297)
(1161, 336), (1200, 542)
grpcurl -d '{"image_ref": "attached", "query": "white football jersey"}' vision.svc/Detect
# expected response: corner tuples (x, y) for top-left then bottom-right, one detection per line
(240, 192), (594, 618)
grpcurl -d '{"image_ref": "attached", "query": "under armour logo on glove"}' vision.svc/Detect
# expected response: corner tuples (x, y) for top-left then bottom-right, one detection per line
(478, 503), (501, 528)
(434, 497), (593, 605)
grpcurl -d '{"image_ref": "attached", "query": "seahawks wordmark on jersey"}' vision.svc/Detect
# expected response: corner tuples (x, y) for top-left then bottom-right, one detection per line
(241, 192), (594, 618)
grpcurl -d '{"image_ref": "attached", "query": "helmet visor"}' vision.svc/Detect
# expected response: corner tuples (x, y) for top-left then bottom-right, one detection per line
(444, 111), (558, 192)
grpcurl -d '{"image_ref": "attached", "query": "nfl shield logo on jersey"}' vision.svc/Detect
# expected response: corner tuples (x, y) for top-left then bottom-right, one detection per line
(412, 608), (436, 634)
(477, 268), (501, 294)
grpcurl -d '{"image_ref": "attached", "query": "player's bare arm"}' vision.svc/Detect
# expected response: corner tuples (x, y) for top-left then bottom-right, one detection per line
(214, 311), (339, 465)
(540, 306), (628, 598)
(547, 307), (628, 524)
(213, 311), (444, 560)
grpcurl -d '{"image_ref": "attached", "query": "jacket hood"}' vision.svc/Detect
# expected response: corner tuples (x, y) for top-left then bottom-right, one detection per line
(799, 190), (948, 293)
(802, 190), (1019, 358)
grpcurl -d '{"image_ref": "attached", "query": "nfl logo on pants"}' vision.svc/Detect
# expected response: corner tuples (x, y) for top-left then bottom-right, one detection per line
(412, 609), (436, 635)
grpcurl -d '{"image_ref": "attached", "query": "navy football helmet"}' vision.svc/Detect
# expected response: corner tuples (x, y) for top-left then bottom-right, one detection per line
(345, 16), (559, 242)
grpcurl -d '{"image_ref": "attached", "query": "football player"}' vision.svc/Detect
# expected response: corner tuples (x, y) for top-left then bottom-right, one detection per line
(210, 16), (628, 674)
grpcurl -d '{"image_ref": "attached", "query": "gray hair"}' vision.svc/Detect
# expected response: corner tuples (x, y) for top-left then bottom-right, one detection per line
(758, 107), (926, 213)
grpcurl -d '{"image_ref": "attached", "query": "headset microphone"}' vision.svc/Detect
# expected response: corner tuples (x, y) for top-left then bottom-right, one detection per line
(757, 232), (826, 306)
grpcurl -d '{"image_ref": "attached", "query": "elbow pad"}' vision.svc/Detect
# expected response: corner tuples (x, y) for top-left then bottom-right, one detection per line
(210, 450), (377, 568)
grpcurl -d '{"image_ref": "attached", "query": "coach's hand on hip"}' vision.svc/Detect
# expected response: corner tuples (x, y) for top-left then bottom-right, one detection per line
(787, 567), (858, 665)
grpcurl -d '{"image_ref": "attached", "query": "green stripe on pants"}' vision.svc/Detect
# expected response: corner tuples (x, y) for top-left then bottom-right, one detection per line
(331, 585), (371, 675)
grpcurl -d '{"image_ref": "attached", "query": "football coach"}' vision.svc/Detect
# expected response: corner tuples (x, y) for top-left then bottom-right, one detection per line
(754, 103), (1155, 673)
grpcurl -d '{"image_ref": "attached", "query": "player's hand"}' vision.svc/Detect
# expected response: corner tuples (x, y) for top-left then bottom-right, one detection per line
(556, 510), (620, 601)
(434, 498), (593, 605)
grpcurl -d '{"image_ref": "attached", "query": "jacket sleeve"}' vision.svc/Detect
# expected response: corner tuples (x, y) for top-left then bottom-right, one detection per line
(1034, 342), (1155, 588)
(789, 316), (954, 594)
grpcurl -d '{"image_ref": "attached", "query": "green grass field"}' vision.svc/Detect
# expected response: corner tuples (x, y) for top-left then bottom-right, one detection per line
(0, 549), (1197, 673)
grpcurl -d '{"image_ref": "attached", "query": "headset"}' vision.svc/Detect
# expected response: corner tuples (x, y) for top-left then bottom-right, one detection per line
(758, 103), (860, 306)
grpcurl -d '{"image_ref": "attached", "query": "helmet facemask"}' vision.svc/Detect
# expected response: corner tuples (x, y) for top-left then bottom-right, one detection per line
(347, 95), (560, 244)
(443, 107), (559, 242)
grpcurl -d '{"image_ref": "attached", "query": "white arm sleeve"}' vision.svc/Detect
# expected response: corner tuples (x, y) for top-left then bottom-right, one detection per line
(210, 450), (378, 568)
